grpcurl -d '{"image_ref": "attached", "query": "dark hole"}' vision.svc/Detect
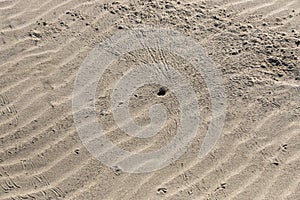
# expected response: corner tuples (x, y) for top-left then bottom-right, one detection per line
(157, 87), (167, 96)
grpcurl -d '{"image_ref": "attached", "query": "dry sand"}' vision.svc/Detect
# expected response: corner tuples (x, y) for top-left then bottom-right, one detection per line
(0, 0), (300, 199)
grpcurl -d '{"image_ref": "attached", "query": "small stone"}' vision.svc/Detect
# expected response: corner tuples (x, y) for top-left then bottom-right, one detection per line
(29, 30), (42, 39)
(267, 57), (281, 66)
(281, 144), (288, 151)
(113, 166), (122, 175)
(157, 187), (167, 195)
(220, 182), (226, 189)
(272, 159), (280, 166)
(74, 149), (80, 154)
(277, 73), (283, 77)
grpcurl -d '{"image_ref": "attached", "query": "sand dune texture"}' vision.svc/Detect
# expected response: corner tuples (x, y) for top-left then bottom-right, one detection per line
(0, 0), (299, 199)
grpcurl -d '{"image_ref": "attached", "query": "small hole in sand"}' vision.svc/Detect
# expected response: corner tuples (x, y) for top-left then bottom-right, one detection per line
(157, 87), (167, 96)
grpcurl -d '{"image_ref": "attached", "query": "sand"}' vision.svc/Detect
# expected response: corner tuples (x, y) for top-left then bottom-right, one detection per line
(0, 0), (299, 199)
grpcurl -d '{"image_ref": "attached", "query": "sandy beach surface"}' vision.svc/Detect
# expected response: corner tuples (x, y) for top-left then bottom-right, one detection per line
(0, 0), (299, 199)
